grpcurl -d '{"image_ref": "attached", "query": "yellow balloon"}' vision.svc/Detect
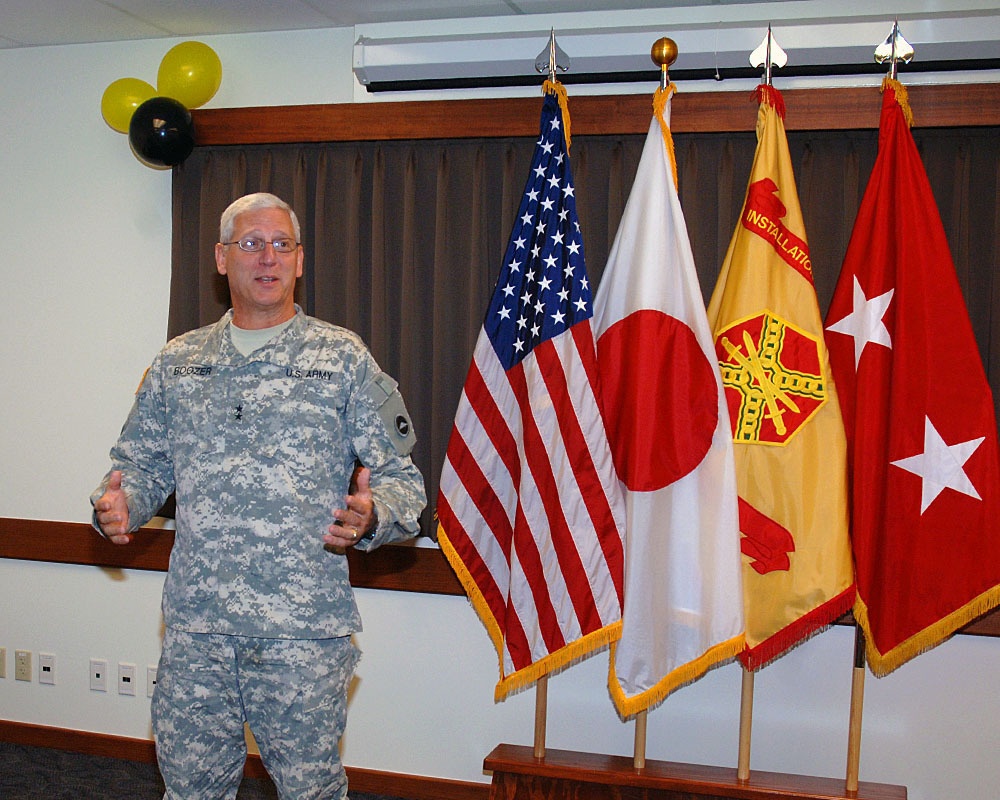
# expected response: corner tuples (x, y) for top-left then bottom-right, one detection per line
(157, 41), (222, 109)
(101, 77), (156, 133)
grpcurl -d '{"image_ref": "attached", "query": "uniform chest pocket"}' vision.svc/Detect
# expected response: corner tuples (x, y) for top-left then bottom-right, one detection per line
(248, 376), (345, 460)
(164, 368), (227, 458)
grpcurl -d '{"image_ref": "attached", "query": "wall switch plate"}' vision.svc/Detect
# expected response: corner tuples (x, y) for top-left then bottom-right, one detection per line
(90, 658), (109, 692)
(0, 647), (6, 679)
(15, 650), (31, 682)
(38, 653), (56, 685)
(146, 665), (158, 698)
(118, 662), (136, 696)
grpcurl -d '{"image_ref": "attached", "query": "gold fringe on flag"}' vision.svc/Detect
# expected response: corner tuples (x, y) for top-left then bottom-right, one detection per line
(881, 76), (915, 127)
(436, 525), (507, 681)
(438, 523), (622, 702)
(652, 83), (680, 191)
(497, 619), (622, 701)
(609, 633), (745, 719)
(854, 581), (1000, 676)
(543, 78), (572, 153)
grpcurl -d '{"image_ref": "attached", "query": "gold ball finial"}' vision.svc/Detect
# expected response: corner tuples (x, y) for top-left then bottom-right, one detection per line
(651, 37), (678, 69)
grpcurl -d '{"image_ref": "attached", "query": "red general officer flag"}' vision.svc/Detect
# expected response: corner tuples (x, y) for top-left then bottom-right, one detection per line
(825, 78), (1000, 675)
(437, 83), (626, 699)
(707, 85), (855, 670)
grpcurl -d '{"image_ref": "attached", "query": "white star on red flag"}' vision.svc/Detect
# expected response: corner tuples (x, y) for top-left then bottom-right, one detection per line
(825, 275), (894, 368)
(891, 416), (984, 514)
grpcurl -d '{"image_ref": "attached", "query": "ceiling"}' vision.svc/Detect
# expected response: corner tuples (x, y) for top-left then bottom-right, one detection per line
(4, 0), (994, 89)
(0, 0), (773, 49)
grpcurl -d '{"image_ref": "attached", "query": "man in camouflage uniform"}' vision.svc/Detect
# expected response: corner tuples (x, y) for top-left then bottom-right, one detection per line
(92, 192), (426, 800)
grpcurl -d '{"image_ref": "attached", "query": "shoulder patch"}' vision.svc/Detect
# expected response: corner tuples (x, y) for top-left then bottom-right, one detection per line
(360, 372), (417, 455)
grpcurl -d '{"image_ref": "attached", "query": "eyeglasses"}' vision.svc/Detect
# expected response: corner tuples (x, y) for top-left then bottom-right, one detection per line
(223, 237), (300, 254)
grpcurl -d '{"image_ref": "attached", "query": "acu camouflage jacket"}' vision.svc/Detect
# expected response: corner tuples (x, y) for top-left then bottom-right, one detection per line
(93, 308), (426, 638)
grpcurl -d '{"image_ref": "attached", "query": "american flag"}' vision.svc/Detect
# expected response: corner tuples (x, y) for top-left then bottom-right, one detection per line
(437, 89), (626, 699)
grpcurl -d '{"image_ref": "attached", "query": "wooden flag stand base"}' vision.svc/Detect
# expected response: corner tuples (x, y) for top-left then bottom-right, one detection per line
(484, 744), (907, 800)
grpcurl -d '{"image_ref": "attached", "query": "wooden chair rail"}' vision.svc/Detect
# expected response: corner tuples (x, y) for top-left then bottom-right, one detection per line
(0, 517), (463, 596)
(3, 516), (998, 637)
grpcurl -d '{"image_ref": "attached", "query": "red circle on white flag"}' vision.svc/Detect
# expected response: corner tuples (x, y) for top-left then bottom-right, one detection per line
(597, 309), (718, 491)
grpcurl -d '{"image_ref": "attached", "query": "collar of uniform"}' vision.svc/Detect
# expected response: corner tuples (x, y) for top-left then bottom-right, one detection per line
(204, 306), (308, 367)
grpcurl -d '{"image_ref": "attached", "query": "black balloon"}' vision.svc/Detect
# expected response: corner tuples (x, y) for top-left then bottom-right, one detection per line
(128, 96), (195, 168)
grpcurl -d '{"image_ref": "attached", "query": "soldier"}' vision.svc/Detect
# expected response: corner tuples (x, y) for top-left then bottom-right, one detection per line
(91, 192), (426, 800)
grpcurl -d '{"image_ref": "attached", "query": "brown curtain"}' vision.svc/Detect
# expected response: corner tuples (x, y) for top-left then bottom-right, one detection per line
(171, 127), (1000, 536)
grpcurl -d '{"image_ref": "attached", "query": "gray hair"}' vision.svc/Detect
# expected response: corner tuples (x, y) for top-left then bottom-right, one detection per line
(219, 192), (301, 243)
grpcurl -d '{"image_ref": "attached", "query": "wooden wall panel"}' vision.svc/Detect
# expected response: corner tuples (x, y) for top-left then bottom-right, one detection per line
(190, 84), (1000, 146)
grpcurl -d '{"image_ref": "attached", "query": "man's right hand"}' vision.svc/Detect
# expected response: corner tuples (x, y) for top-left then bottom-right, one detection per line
(94, 470), (133, 545)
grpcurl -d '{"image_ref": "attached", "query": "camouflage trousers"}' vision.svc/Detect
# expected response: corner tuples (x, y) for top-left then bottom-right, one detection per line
(152, 627), (360, 800)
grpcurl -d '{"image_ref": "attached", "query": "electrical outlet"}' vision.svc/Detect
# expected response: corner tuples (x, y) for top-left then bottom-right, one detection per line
(15, 650), (31, 682)
(118, 662), (136, 696)
(90, 658), (109, 692)
(0, 647), (6, 679)
(38, 653), (56, 685)
(146, 665), (158, 698)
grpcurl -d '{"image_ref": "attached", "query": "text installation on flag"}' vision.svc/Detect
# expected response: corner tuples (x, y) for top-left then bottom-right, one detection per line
(707, 85), (855, 671)
(593, 85), (744, 717)
(437, 83), (626, 700)
(825, 78), (1000, 676)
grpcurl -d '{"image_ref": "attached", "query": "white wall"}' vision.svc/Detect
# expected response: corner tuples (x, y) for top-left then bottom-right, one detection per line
(0, 21), (998, 800)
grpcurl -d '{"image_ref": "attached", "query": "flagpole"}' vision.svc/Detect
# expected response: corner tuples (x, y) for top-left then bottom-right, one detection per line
(738, 28), (766, 773)
(529, 31), (562, 764)
(842, 24), (911, 794)
(843, 24), (878, 784)
(737, 668), (754, 781)
(624, 37), (674, 774)
(633, 709), (647, 769)
(533, 674), (548, 758)
(845, 625), (866, 793)
(735, 26), (786, 784)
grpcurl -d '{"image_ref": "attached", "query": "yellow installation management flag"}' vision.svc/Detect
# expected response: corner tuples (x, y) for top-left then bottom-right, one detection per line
(594, 86), (744, 716)
(706, 86), (855, 669)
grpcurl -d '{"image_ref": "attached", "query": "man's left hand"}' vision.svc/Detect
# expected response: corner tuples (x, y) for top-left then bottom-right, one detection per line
(325, 466), (376, 549)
